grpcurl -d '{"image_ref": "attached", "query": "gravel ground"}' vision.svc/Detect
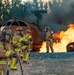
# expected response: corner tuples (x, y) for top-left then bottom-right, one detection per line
(9, 52), (74, 75)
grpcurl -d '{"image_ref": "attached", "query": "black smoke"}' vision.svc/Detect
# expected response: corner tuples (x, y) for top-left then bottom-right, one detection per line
(41, 0), (74, 32)
(50, 0), (74, 25)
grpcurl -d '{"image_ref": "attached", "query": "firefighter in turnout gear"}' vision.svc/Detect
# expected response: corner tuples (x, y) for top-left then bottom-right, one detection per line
(19, 30), (33, 63)
(14, 27), (24, 37)
(1, 27), (12, 51)
(1, 27), (13, 72)
(0, 41), (11, 75)
(44, 27), (54, 53)
(10, 27), (22, 70)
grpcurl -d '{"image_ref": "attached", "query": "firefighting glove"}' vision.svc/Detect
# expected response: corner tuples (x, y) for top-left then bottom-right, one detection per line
(5, 51), (11, 57)
(21, 41), (29, 45)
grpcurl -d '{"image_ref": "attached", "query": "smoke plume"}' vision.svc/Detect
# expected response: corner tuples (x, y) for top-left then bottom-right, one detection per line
(41, 0), (74, 32)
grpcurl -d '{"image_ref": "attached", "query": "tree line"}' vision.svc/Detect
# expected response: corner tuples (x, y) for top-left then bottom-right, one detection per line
(0, 0), (72, 31)
(0, 0), (48, 26)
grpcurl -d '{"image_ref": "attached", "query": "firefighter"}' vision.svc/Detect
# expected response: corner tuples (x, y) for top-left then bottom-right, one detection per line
(14, 27), (24, 37)
(1, 27), (13, 68)
(10, 27), (22, 70)
(1, 27), (12, 50)
(0, 41), (11, 75)
(44, 27), (54, 53)
(19, 30), (33, 63)
(13, 27), (24, 57)
(0, 27), (14, 72)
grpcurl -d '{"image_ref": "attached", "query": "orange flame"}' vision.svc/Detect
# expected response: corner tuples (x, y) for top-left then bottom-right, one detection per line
(40, 24), (74, 53)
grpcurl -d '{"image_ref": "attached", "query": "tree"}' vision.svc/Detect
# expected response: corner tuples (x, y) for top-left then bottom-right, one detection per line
(0, 0), (3, 25)
(2, 0), (11, 21)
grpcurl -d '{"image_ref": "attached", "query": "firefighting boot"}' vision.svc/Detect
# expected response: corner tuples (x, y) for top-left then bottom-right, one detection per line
(51, 50), (54, 53)
(46, 51), (49, 53)
(46, 47), (49, 53)
(50, 45), (54, 53)
(0, 70), (4, 75)
(8, 59), (11, 67)
(22, 52), (29, 63)
(10, 58), (17, 70)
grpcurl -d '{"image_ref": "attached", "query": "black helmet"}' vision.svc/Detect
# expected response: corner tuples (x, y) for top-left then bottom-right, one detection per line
(2, 27), (11, 35)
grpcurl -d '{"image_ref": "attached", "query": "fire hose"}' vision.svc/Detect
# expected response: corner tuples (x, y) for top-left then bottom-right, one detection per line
(5, 44), (31, 75)
(23, 44), (31, 74)
(5, 57), (9, 75)
(5, 52), (24, 75)
(15, 52), (24, 75)
(23, 51), (30, 74)
(15, 46), (31, 75)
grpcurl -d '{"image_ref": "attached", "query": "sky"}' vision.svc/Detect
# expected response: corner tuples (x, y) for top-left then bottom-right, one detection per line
(8, 0), (62, 3)
(22, 0), (63, 3)
(22, 0), (49, 2)
(8, 0), (49, 3)
(22, 0), (32, 2)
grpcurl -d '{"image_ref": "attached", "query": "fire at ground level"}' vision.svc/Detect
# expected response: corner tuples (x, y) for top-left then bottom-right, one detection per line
(40, 41), (74, 53)
(40, 24), (74, 53)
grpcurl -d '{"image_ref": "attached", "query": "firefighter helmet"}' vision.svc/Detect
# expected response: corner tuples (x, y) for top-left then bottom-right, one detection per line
(2, 27), (11, 35)
(15, 27), (22, 31)
(44, 27), (50, 32)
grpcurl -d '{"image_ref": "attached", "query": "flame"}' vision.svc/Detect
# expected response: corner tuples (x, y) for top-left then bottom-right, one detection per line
(40, 24), (74, 53)
(40, 42), (46, 53)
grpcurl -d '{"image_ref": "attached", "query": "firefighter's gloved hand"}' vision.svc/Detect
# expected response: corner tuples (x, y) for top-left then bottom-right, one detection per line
(29, 49), (32, 51)
(50, 38), (53, 42)
(21, 41), (29, 45)
(5, 51), (11, 57)
(21, 41), (25, 44)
